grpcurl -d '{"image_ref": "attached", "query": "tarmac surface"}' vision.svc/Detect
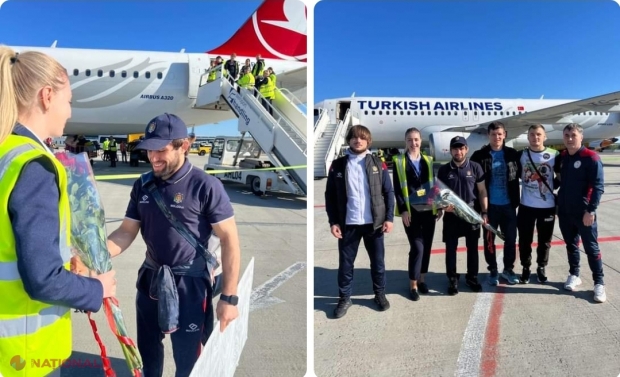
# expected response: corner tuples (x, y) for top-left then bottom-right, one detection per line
(314, 152), (620, 377)
(60, 153), (307, 377)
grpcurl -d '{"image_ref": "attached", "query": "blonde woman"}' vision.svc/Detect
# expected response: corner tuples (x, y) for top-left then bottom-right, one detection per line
(0, 47), (117, 377)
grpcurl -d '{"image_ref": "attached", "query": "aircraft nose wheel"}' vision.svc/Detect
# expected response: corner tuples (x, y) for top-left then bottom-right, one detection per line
(250, 176), (264, 196)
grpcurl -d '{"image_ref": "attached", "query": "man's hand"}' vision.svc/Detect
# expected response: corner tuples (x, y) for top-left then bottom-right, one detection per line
(482, 214), (489, 225)
(216, 300), (239, 332)
(401, 211), (410, 227)
(70, 255), (90, 277)
(444, 204), (455, 213)
(583, 212), (595, 227)
(382, 221), (393, 233)
(330, 224), (342, 239)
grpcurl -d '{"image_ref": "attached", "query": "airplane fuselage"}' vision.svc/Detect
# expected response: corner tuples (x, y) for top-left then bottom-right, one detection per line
(317, 96), (620, 150)
(13, 46), (305, 135)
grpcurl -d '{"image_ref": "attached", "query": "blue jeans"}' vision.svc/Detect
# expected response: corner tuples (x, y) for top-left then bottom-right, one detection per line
(483, 204), (517, 271)
(558, 213), (604, 285)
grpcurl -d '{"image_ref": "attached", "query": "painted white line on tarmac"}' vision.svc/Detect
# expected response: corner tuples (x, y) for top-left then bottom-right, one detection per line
(250, 261), (306, 312)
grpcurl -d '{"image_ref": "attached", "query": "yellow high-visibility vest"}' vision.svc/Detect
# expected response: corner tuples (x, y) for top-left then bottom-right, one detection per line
(393, 153), (437, 216)
(259, 77), (275, 99)
(0, 135), (72, 377)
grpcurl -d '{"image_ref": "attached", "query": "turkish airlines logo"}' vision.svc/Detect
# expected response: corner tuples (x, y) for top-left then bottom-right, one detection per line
(253, 0), (307, 61)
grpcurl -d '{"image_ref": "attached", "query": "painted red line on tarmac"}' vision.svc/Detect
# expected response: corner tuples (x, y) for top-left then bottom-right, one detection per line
(430, 235), (620, 254)
(480, 287), (505, 377)
(314, 204), (325, 208)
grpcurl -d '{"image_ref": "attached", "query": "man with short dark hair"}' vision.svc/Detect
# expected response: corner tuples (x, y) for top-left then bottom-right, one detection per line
(325, 125), (394, 318)
(558, 123), (606, 302)
(471, 121), (521, 285)
(106, 113), (242, 376)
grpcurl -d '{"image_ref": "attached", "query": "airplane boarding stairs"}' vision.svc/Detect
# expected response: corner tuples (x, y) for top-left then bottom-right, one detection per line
(313, 108), (351, 178)
(194, 72), (307, 195)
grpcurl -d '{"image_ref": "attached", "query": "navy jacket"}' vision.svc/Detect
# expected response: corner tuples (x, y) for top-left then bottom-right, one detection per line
(8, 125), (103, 312)
(325, 153), (394, 230)
(557, 147), (604, 215)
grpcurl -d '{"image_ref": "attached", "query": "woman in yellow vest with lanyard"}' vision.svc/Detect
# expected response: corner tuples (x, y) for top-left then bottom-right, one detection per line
(0, 47), (117, 377)
(392, 127), (442, 301)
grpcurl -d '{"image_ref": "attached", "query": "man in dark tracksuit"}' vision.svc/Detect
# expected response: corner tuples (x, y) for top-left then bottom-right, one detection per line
(325, 125), (394, 319)
(437, 136), (488, 295)
(470, 121), (521, 286)
(106, 113), (242, 376)
(557, 123), (606, 303)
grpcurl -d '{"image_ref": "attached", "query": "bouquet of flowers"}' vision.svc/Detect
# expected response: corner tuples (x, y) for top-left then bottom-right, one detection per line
(429, 178), (505, 240)
(54, 151), (143, 377)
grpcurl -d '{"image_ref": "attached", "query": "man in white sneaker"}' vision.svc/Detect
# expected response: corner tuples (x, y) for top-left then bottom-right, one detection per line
(557, 123), (606, 302)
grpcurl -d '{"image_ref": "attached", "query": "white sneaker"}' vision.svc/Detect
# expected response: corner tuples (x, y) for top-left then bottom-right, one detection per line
(564, 275), (582, 291)
(594, 284), (607, 303)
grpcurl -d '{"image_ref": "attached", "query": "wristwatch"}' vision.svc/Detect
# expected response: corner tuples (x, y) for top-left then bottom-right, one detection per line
(220, 294), (239, 306)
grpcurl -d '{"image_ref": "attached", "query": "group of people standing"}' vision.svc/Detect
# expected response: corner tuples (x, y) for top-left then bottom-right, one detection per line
(325, 122), (606, 319)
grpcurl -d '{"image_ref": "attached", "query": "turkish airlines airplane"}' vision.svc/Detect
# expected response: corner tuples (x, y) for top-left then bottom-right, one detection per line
(316, 91), (620, 161)
(10, 0), (307, 136)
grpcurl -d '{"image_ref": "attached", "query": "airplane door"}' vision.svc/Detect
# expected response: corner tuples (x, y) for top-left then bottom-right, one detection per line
(187, 54), (208, 99)
(336, 101), (351, 121)
(462, 110), (470, 123)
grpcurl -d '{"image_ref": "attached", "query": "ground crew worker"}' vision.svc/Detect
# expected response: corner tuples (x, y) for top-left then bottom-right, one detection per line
(517, 124), (560, 284)
(0, 47), (116, 377)
(557, 123), (606, 302)
(237, 66), (255, 89)
(377, 148), (386, 163)
(224, 53), (240, 81)
(470, 121), (521, 286)
(120, 140), (127, 163)
(267, 67), (277, 87)
(102, 137), (110, 160)
(108, 136), (117, 167)
(252, 54), (265, 77)
(437, 136), (487, 295)
(207, 60), (217, 82)
(325, 125), (394, 318)
(392, 128), (442, 301)
(258, 71), (275, 115)
(106, 113), (241, 377)
(242, 58), (252, 73)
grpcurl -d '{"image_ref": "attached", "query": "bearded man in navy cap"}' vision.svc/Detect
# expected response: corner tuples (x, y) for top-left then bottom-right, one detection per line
(105, 113), (241, 377)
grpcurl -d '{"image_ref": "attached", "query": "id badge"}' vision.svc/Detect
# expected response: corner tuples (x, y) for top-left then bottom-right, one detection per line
(416, 189), (426, 197)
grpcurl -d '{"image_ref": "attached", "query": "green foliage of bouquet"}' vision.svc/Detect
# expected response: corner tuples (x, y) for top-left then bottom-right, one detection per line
(54, 151), (143, 377)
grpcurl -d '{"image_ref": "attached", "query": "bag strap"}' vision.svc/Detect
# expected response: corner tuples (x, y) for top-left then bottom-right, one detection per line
(140, 172), (218, 282)
(526, 149), (554, 193)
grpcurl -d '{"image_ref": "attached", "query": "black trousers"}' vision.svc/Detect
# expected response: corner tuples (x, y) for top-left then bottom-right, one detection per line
(403, 211), (436, 281)
(517, 205), (555, 268)
(109, 151), (117, 167)
(443, 214), (480, 279)
(337, 224), (386, 298)
(136, 267), (213, 377)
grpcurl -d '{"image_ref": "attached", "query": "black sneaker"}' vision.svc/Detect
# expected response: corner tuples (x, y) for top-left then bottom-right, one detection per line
(465, 275), (482, 292)
(448, 275), (459, 295)
(374, 293), (390, 311)
(410, 289), (420, 301)
(418, 282), (429, 294)
(520, 267), (531, 284)
(333, 297), (352, 318)
(537, 266), (548, 283)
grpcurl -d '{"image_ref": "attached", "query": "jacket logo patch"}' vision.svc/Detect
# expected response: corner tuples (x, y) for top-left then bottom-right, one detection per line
(336, 172), (343, 178)
(372, 166), (379, 174)
(574, 161), (581, 169)
(173, 193), (184, 203)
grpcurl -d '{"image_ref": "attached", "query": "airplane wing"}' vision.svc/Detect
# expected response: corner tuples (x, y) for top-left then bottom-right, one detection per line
(444, 90), (620, 135)
(277, 66), (307, 103)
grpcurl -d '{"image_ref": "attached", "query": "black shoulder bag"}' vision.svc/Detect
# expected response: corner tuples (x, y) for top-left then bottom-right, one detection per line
(526, 149), (558, 214)
(140, 172), (220, 288)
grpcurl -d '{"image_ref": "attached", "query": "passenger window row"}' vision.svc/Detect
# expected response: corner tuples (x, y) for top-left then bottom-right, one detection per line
(363, 110), (609, 117)
(71, 69), (163, 79)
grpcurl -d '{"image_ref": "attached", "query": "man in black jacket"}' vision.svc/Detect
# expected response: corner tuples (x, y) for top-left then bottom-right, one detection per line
(325, 125), (395, 318)
(470, 121), (521, 286)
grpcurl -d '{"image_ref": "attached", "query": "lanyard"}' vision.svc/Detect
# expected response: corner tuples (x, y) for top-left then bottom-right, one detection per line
(407, 155), (421, 179)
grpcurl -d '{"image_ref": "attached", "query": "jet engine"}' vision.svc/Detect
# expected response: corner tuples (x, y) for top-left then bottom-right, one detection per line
(428, 132), (489, 162)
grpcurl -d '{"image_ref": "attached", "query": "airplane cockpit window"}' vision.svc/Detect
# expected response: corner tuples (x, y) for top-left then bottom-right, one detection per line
(97, 70), (103, 77)
(146, 72), (151, 79)
(157, 72), (163, 79)
(110, 70), (115, 77)
(134, 72), (139, 78)
(73, 69), (79, 76)
(85, 69), (91, 77)
(122, 71), (127, 78)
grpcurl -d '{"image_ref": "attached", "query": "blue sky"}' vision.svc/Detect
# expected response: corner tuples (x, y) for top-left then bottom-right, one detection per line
(314, 0), (620, 102)
(0, 0), (263, 136)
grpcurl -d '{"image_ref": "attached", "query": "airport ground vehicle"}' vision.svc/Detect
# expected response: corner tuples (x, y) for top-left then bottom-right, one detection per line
(204, 136), (301, 196)
(190, 142), (212, 156)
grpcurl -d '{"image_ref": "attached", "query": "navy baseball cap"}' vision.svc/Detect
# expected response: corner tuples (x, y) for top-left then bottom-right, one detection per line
(450, 136), (467, 148)
(136, 113), (188, 150)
